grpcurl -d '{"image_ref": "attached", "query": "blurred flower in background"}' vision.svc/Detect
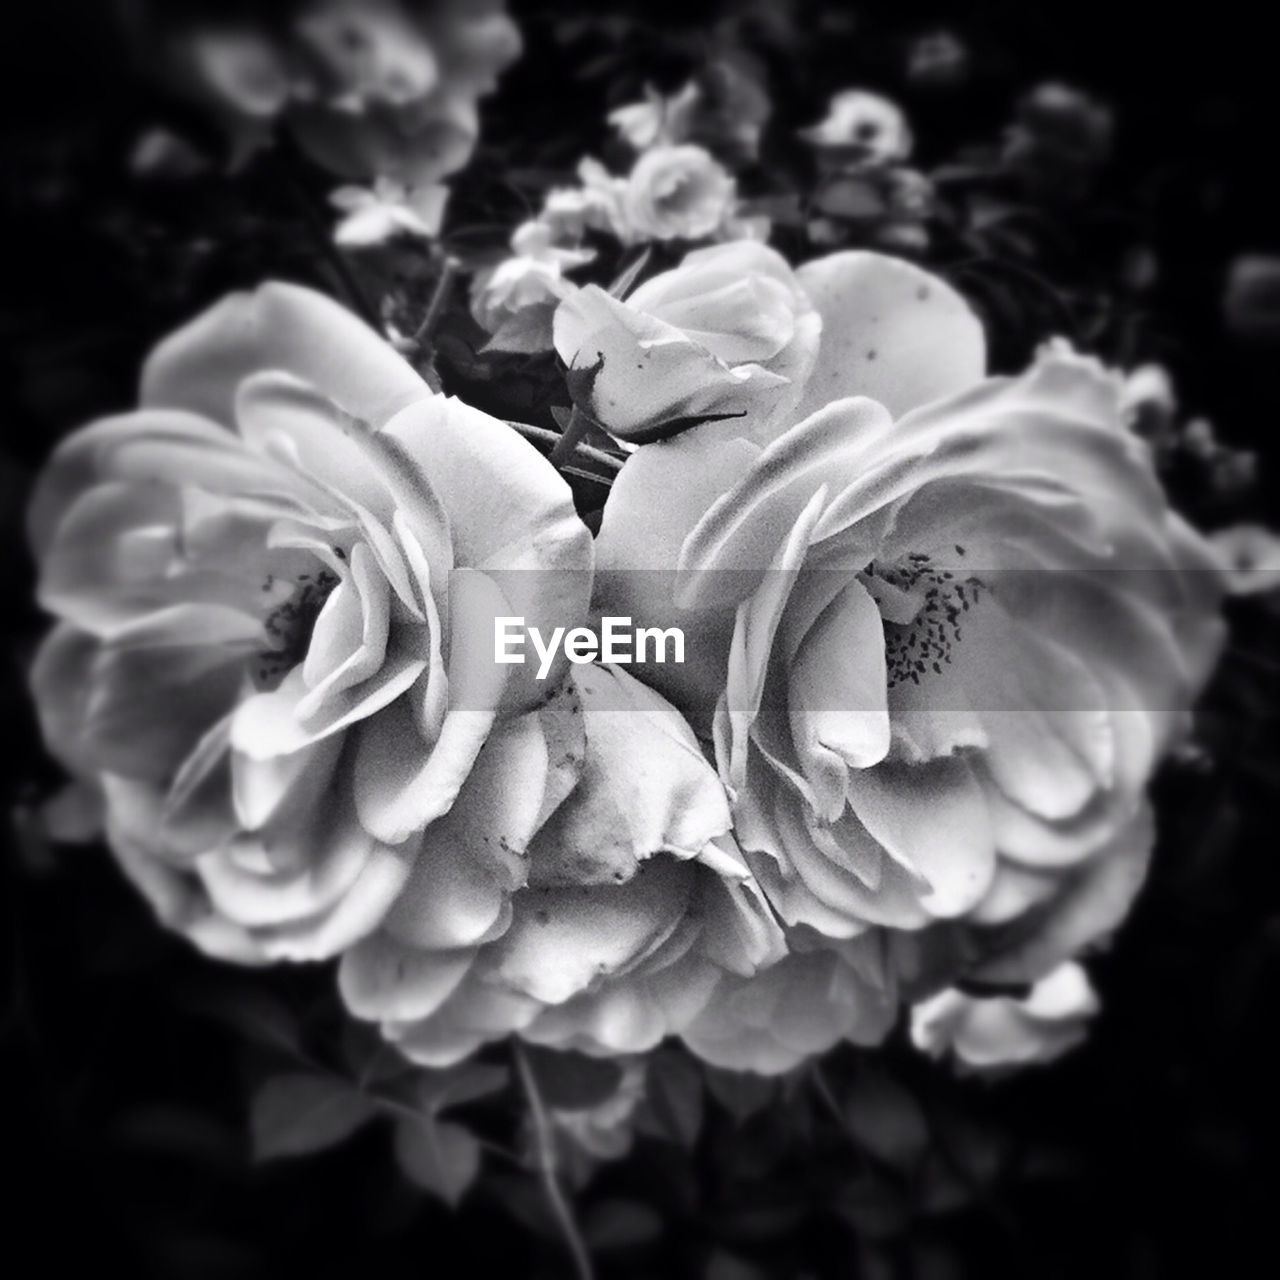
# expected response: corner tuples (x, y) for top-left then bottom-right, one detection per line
(621, 145), (749, 243)
(800, 89), (914, 171)
(469, 219), (594, 353)
(609, 56), (772, 165)
(526, 147), (767, 252)
(1209, 524), (1280, 596)
(609, 82), (702, 152)
(1002, 82), (1113, 200)
(907, 29), (970, 89)
(133, 0), (521, 190)
(330, 175), (448, 245)
(1224, 254), (1280, 343)
(801, 89), (928, 250)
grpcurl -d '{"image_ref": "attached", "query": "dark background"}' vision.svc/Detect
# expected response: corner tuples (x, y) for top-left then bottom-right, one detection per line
(3, 2), (1279, 1276)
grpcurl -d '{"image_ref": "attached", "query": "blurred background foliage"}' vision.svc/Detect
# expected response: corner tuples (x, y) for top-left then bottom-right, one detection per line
(3, 1), (1279, 1276)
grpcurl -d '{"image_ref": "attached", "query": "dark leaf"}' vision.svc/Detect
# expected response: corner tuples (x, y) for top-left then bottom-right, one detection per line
(393, 1117), (482, 1206)
(250, 1073), (376, 1161)
(582, 1198), (665, 1250)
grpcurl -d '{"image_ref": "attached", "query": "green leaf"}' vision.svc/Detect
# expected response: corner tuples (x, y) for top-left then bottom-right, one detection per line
(250, 1073), (376, 1161)
(410, 1061), (511, 1114)
(393, 1117), (482, 1206)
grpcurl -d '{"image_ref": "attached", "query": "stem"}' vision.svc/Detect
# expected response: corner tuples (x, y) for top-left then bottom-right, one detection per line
(548, 406), (591, 469)
(812, 1063), (849, 1137)
(513, 1042), (594, 1280)
(504, 420), (622, 474)
(412, 254), (460, 352)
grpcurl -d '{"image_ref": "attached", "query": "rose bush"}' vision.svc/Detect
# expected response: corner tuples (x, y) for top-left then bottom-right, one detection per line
(29, 281), (594, 962)
(553, 241), (821, 443)
(592, 248), (1225, 1005)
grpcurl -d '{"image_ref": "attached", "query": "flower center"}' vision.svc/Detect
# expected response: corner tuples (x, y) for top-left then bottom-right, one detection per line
(866, 552), (987, 689)
(251, 567), (341, 691)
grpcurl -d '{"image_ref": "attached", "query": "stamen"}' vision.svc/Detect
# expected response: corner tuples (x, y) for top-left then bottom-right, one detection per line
(252, 568), (340, 690)
(865, 554), (986, 689)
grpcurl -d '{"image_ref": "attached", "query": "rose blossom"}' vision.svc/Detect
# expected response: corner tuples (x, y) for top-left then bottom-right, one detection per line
(799, 90), (914, 170)
(592, 249), (1225, 1005)
(149, 0), (521, 188)
(552, 241), (821, 443)
(1224, 254), (1280, 344)
(29, 282), (593, 963)
(910, 961), (1100, 1074)
(621, 145), (740, 243)
(338, 662), (785, 1065)
(1208, 524), (1280, 597)
(470, 221), (594, 354)
(536, 159), (632, 246)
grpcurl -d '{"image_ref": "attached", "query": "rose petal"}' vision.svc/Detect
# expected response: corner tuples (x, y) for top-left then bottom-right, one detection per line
(141, 282), (428, 429)
(791, 250), (985, 425)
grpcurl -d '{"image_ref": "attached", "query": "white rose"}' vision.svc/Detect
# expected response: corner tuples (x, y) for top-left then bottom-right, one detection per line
(621, 145), (738, 243)
(552, 240), (820, 443)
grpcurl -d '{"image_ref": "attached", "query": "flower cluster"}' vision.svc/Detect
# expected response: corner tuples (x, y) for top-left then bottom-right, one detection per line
(23, 4), (1239, 1100)
(30, 237), (1226, 1076)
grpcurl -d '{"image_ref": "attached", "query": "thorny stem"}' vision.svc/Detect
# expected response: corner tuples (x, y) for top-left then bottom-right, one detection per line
(412, 254), (460, 351)
(504, 420), (622, 474)
(513, 1041), (595, 1280)
(548, 405), (592, 470)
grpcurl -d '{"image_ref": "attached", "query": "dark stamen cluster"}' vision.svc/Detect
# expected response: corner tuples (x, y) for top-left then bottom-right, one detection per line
(252, 568), (341, 690)
(865, 552), (986, 689)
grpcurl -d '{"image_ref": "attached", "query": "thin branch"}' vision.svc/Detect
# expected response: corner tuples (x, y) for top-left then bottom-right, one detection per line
(412, 254), (460, 352)
(513, 1041), (595, 1280)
